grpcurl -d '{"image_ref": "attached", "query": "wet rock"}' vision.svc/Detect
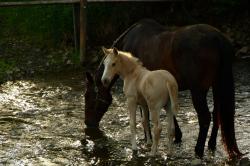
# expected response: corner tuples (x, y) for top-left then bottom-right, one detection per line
(66, 60), (72, 65)
(38, 157), (57, 166)
(191, 158), (202, 166)
(71, 140), (82, 148)
(236, 46), (249, 57)
(6, 70), (13, 75)
(110, 119), (120, 125)
(240, 157), (250, 166)
(53, 157), (70, 165)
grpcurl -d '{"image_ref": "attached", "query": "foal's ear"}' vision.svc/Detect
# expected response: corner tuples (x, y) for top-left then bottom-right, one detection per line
(101, 46), (109, 55)
(113, 47), (118, 56)
(85, 72), (94, 83)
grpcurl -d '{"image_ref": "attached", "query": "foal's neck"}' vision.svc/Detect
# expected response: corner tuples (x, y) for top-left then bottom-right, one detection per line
(119, 55), (147, 80)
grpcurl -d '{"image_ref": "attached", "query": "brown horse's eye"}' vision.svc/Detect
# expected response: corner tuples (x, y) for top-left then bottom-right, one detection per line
(112, 63), (116, 67)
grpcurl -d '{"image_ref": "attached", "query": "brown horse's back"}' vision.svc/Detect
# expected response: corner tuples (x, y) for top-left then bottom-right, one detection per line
(119, 20), (232, 91)
(171, 24), (227, 90)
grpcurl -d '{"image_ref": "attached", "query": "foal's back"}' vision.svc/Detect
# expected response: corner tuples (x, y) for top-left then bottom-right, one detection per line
(139, 69), (178, 108)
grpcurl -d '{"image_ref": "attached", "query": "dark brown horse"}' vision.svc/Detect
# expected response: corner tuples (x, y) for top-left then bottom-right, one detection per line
(84, 19), (242, 159)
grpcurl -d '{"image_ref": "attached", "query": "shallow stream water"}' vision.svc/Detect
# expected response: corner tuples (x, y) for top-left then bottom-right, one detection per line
(0, 60), (250, 166)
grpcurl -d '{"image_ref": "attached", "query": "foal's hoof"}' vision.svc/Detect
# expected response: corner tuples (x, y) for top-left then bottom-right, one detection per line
(147, 151), (159, 157)
(132, 149), (138, 156)
(146, 140), (152, 145)
(132, 145), (138, 151)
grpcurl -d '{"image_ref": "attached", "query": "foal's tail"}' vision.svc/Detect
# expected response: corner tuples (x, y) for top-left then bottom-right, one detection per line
(166, 82), (178, 116)
(216, 36), (242, 158)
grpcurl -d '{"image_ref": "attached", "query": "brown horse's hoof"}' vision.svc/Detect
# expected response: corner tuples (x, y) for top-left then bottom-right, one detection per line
(208, 140), (216, 151)
(174, 138), (182, 144)
(195, 146), (204, 159)
(239, 157), (250, 166)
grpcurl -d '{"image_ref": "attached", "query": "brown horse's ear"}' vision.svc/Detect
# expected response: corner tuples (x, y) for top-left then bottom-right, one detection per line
(102, 46), (109, 55)
(86, 72), (94, 83)
(113, 47), (118, 56)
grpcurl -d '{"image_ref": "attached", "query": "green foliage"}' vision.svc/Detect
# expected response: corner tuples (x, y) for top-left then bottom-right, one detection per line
(0, 1), (248, 83)
(86, 2), (182, 45)
(0, 5), (74, 47)
(0, 60), (15, 82)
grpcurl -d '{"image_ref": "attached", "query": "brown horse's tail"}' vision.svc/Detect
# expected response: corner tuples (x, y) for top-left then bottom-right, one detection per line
(217, 36), (242, 159)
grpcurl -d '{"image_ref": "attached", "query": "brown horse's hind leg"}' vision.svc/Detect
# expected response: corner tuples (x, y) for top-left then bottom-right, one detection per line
(174, 116), (182, 143)
(208, 87), (219, 151)
(191, 89), (211, 158)
(208, 110), (219, 151)
(140, 105), (152, 144)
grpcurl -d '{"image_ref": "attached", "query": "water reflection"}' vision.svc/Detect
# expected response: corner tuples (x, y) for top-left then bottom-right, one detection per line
(82, 128), (113, 165)
(0, 61), (250, 165)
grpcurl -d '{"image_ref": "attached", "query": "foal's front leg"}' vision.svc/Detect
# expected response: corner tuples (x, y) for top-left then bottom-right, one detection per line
(127, 97), (138, 150)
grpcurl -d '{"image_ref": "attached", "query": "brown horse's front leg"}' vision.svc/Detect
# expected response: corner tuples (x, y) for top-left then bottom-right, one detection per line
(191, 89), (211, 158)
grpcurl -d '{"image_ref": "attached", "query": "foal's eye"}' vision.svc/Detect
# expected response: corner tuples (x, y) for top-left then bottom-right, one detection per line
(112, 63), (116, 67)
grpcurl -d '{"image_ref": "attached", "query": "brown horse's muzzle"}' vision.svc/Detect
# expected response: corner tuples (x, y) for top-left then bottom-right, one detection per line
(101, 78), (110, 88)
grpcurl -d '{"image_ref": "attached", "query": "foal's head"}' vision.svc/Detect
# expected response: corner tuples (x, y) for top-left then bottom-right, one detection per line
(101, 47), (121, 87)
(101, 47), (142, 87)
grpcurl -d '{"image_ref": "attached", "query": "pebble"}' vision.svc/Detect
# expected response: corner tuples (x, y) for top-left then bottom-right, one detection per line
(53, 157), (70, 165)
(191, 158), (202, 166)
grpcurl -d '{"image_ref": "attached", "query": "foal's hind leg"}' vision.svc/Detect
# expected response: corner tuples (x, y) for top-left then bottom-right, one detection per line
(191, 89), (211, 158)
(165, 109), (182, 143)
(149, 106), (162, 156)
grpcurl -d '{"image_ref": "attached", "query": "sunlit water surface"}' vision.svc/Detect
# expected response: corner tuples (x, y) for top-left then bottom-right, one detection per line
(0, 60), (249, 166)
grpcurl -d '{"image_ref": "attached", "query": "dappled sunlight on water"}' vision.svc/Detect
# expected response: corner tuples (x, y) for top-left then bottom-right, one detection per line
(0, 72), (85, 165)
(0, 61), (250, 165)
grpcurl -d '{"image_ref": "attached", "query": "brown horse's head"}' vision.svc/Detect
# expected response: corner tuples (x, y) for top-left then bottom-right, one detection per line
(84, 71), (113, 128)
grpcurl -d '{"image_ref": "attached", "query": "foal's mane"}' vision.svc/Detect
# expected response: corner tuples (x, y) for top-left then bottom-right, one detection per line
(118, 50), (143, 67)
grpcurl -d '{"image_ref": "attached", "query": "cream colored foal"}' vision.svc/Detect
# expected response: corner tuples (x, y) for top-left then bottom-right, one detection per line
(101, 47), (178, 156)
